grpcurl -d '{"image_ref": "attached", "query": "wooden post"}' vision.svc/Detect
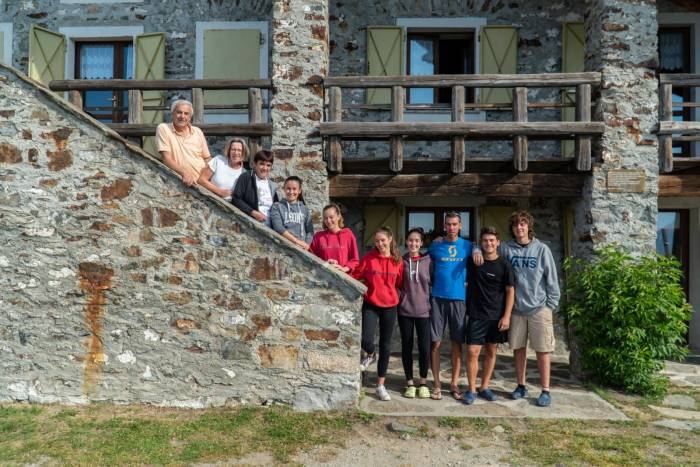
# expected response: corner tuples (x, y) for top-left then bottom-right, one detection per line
(248, 87), (263, 156)
(328, 86), (343, 173)
(513, 87), (528, 172)
(128, 90), (143, 124)
(68, 90), (83, 109)
(575, 84), (592, 171)
(191, 88), (204, 124)
(390, 86), (405, 173)
(660, 83), (674, 173)
(451, 85), (466, 173)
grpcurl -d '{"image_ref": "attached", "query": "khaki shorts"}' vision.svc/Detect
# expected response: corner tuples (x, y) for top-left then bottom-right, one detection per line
(509, 307), (555, 353)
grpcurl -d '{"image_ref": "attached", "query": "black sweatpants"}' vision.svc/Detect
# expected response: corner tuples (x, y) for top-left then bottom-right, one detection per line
(397, 314), (431, 381)
(361, 301), (397, 378)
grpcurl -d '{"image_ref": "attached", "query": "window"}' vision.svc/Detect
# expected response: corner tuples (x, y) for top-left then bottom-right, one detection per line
(658, 27), (691, 156)
(75, 41), (133, 123)
(407, 31), (475, 104)
(406, 207), (474, 247)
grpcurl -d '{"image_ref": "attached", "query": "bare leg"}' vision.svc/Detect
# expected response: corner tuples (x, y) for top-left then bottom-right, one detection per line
(480, 344), (498, 390)
(514, 347), (527, 385)
(536, 351), (551, 390)
(466, 344), (481, 393)
(378, 376), (386, 387)
(431, 340), (442, 388)
(450, 342), (462, 389)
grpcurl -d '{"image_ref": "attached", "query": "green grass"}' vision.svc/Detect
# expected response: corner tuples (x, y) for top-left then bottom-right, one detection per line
(0, 404), (354, 465)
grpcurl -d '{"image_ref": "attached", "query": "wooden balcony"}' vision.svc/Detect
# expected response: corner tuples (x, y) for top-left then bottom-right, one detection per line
(659, 74), (700, 174)
(322, 72), (603, 197)
(48, 79), (272, 154)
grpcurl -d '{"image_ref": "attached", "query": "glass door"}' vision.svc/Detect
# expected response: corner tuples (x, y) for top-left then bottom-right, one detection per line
(656, 209), (690, 297)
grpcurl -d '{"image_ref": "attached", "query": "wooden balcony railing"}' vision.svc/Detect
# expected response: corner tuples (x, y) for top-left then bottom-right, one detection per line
(48, 79), (272, 154)
(659, 74), (700, 173)
(321, 73), (604, 174)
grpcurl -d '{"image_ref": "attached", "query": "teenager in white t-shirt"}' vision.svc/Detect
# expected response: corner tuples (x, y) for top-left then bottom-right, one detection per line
(231, 149), (279, 226)
(198, 137), (249, 200)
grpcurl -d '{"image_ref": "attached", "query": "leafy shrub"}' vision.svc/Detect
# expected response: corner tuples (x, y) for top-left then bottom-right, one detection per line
(563, 245), (691, 397)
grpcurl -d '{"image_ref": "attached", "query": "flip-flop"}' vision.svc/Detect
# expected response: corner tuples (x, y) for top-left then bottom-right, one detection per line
(450, 387), (463, 400)
(430, 387), (443, 400)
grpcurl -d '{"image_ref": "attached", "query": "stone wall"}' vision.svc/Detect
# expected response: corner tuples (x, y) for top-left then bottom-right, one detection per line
(0, 64), (365, 411)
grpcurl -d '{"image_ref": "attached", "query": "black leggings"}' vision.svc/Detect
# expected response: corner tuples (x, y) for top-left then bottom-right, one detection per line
(397, 315), (431, 381)
(361, 301), (397, 378)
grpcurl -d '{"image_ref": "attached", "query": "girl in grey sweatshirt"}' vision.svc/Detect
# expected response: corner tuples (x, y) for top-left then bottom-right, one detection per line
(269, 176), (315, 250)
(397, 228), (433, 399)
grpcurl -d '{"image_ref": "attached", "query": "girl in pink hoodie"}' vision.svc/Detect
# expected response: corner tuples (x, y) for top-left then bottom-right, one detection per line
(309, 203), (359, 274)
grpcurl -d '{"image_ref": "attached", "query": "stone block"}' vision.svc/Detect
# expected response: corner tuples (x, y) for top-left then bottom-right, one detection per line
(258, 345), (299, 369)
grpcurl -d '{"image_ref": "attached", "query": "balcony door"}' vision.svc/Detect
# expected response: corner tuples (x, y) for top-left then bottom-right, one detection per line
(656, 209), (690, 298)
(75, 41), (133, 123)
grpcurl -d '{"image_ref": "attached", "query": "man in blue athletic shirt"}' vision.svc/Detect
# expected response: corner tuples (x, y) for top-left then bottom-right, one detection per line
(427, 211), (472, 400)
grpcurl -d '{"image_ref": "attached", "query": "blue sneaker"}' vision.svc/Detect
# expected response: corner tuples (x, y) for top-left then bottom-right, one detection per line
(537, 391), (551, 407)
(462, 391), (476, 405)
(511, 385), (528, 400)
(478, 388), (499, 402)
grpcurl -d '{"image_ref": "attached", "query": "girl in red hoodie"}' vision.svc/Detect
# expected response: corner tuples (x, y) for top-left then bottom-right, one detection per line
(310, 204), (359, 274)
(352, 226), (403, 401)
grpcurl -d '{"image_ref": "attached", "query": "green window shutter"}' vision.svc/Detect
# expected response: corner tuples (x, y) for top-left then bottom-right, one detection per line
(561, 22), (584, 157)
(479, 26), (517, 104)
(363, 204), (401, 247)
(203, 28), (260, 107)
(135, 32), (165, 155)
(366, 26), (403, 105)
(28, 25), (66, 85)
(479, 206), (513, 241)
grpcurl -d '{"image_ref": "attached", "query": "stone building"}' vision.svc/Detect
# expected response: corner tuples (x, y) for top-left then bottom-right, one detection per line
(0, 0), (699, 407)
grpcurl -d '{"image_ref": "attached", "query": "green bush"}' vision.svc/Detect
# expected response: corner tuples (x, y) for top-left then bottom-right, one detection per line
(563, 245), (691, 397)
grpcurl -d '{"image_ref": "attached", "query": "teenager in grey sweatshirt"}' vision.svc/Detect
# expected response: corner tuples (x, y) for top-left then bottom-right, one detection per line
(269, 176), (314, 249)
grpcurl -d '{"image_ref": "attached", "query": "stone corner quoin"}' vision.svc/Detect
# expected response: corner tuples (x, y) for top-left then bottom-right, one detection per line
(0, 64), (365, 412)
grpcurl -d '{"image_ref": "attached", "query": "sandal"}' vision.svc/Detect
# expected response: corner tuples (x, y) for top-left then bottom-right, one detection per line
(403, 385), (417, 398)
(430, 386), (443, 400)
(450, 386), (463, 401)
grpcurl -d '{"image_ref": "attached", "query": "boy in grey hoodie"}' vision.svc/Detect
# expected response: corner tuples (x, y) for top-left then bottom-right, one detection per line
(473, 210), (560, 407)
(269, 176), (314, 250)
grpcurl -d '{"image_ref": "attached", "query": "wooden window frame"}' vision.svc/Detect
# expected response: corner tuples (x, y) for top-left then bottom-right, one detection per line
(406, 31), (475, 104)
(658, 209), (690, 299)
(74, 40), (132, 123)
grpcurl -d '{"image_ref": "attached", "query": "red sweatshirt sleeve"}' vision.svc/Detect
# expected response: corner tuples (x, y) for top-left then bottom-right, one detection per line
(309, 233), (321, 259)
(351, 255), (366, 282)
(344, 229), (360, 273)
(395, 259), (404, 290)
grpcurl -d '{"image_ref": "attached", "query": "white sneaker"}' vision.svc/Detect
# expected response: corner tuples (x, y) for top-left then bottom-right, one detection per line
(360, 353), (377, 371)
(376, 385), (391, 401)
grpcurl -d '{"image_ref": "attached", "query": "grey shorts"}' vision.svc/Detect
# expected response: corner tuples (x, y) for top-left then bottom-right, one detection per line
(430, 297), (467, 343)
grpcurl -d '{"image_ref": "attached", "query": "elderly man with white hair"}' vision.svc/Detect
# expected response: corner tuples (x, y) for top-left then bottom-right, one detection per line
(156, 99), (227, 196)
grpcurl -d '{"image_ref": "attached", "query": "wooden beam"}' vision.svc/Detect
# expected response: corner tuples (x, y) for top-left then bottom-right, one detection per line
(658, 121), (700, 135)
(660, 83), (674, 173)
(659, 73), (700, 87)
(575, 83), (592, 171)
(513, 87), (528, 172)
(327, 86), (343, 173)
(324, 72), (602, 88)
(320, 121), (605, 138)
(191, 88), (204, 124)
(68, 90), (83, 109)
(340, 157), (578, 175)
(451, 85), (465, 173)
(108, 123), (272, 137)
(390, 86), (404, 173)
(127, 90), (143, 124)
(659, 174), (700, 197)
(329, 173), (586, 198)
(49, 78), (272, 91)
(248, 87), (263, 156)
